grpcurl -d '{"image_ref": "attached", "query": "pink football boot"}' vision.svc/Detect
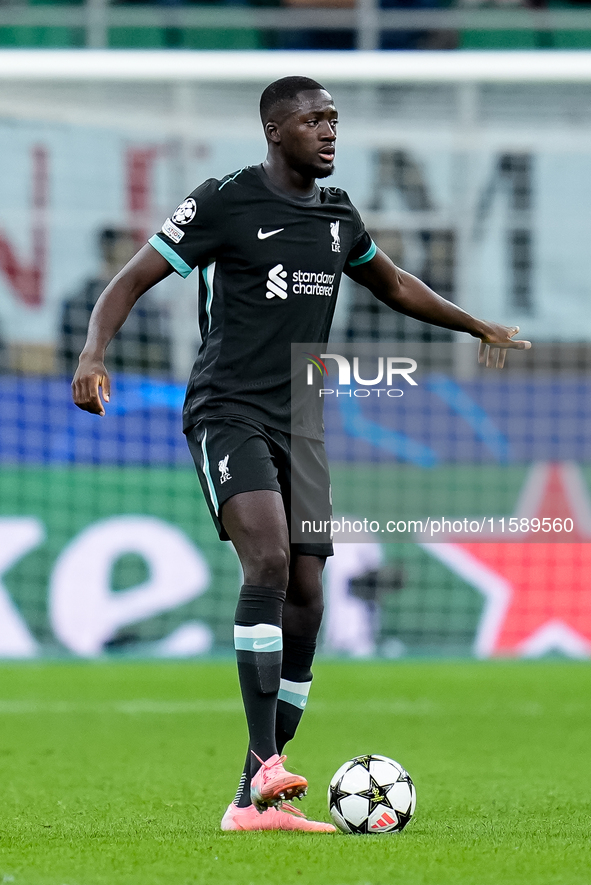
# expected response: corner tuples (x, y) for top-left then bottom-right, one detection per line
(250, 753), (308, 811)
(221, 802), (336, 833)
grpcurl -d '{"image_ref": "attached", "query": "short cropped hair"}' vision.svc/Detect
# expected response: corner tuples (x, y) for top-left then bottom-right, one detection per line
(260, 76), (326, 124)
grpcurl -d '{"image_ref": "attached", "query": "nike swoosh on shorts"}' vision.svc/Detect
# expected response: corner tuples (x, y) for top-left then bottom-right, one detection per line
(258, 228), (284, 239)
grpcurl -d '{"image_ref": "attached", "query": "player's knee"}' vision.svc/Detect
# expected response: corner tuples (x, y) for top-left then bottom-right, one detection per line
(289, 588), (324, 635)
(247, 547), (290, 591)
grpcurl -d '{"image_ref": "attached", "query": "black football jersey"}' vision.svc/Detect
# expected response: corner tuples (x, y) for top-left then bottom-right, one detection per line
(149, 164), (376, 438)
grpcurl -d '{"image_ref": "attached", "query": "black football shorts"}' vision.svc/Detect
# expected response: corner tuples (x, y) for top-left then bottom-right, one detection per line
(186, 415), (333, 557)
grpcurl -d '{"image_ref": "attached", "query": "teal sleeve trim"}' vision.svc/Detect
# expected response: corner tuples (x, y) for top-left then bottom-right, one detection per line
(148, 235), (193, 278)
(348, 240), (377, 268)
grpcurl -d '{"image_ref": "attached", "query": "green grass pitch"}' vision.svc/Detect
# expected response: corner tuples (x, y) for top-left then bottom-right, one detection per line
(0, 660), (590, 885)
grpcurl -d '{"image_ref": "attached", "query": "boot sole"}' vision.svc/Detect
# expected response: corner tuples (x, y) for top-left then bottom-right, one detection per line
(252, 774), (308, 811)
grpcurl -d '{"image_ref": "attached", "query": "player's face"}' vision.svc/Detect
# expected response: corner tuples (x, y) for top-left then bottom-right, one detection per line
(277, 90), (338, 179)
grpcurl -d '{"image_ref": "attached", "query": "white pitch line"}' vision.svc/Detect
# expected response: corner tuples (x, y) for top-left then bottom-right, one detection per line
(0, 700), (242, 714)
(0, 699), (582, 716)
(0, 699), (439, 715)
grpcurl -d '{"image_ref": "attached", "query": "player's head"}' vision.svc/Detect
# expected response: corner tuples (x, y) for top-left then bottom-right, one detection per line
(260, 77), (338, 179)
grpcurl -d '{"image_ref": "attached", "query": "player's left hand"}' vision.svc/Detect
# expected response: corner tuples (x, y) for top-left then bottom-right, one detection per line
(477, 324), (531, 369)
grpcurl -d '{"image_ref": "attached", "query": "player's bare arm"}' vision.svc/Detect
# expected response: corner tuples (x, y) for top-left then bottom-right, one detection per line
(347, 248), (532, 369)
(72, 244), (172, 416)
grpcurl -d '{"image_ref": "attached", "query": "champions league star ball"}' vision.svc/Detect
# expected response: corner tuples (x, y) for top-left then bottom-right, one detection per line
(328, 755), (416, 834)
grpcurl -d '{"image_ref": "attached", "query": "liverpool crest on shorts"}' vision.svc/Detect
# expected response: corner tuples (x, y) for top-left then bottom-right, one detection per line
(218, 455), (232, 484)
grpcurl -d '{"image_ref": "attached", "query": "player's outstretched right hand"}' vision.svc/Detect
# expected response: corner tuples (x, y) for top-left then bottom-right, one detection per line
(72, 357), (111, 417)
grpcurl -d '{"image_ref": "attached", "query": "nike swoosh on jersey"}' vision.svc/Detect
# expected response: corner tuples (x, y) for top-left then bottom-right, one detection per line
(257, 228), (284, 239)
(252, 638), (282, 650)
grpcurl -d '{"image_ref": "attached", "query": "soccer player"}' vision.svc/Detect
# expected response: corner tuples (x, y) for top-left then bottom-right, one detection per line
(72, 76), (531, 833)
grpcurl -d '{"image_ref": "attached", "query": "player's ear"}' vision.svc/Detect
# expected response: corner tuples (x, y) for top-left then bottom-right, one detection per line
(265, 121), (281, 144)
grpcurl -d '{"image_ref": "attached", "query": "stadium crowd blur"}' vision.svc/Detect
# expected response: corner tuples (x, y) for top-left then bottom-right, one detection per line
(60, 228), (171, 377)
(2, 0), (591, 51)
(1, 0), (590, 376)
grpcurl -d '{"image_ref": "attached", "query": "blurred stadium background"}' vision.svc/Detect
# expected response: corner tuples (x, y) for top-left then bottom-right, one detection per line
(1, 21), (591, 663)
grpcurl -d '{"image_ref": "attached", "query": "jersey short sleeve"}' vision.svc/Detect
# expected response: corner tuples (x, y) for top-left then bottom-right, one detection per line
(345, 204), (377, 269)
(148, 178), (225, 278)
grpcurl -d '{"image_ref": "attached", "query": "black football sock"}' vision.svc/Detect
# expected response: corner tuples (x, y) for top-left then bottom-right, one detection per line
(233, 747), (253, 808)
(234, 584), (284, 784)
(275, 633), (316, 754)
(233, 634), (316, 808)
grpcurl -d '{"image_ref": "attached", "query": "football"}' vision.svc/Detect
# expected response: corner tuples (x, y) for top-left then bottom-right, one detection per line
(328, 754), (416, 834)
